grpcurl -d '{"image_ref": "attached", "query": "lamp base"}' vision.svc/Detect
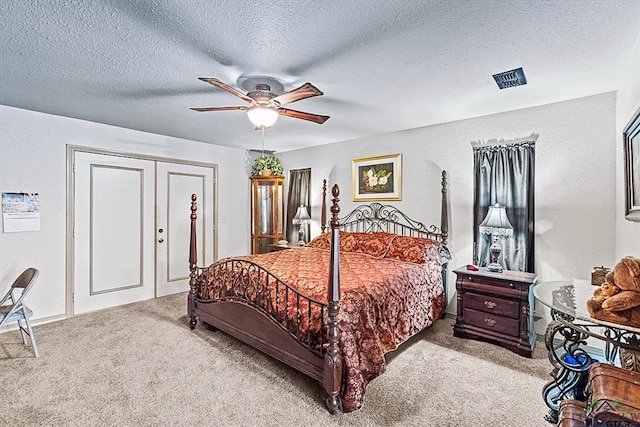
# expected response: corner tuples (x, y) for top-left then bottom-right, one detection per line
(487, 235), (504, 273)
(486, 262), (504, 273)
(297, 226), (305, 246)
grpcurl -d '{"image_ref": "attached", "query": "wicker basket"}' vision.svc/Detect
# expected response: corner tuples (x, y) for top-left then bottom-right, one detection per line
(591, 266), (610, 286)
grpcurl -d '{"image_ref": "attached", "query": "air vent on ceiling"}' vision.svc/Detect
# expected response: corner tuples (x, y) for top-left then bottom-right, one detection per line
(493, 67), (527, 89)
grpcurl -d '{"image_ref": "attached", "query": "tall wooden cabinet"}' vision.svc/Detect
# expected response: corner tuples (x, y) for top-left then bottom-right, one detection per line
(250, 175), (285, 254)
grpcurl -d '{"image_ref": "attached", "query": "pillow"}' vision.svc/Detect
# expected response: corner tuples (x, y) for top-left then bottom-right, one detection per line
(385, 235), (450, 265)
(350, 232), (395, 258)
(307, 232), (331, 249)
(307, 231), (395, 258)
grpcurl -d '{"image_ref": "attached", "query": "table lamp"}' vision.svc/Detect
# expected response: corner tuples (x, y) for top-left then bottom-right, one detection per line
(479, 204), (513, 272)
(292, 205), (311, 246)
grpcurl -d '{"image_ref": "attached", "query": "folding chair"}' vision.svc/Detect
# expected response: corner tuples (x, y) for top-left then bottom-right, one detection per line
(0, 268), (40, 357)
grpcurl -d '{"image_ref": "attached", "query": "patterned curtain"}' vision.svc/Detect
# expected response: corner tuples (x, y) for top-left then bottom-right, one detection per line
(286, 168), (311, 244)
(473, 141), (535, 272)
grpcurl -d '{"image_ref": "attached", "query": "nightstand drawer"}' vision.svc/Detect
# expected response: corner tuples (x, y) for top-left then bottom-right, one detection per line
(464, 308), (519, 337)
(464, 292), (520, 319)
(458, 275), (524, 298)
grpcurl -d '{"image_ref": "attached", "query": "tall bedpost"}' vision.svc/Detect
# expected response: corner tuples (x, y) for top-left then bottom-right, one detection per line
(324, 184), (342, 413)
(441, 170), (448, 245)
(321, 179), (327, 233)
(188, 193), (198, 330)
(440, 171), (449, 317)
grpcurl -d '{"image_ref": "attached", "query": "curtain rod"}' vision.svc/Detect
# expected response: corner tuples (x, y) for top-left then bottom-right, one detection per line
(470, 133), (538, 148)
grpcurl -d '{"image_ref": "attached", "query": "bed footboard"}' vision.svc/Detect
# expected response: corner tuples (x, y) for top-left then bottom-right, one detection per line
(187, 191), (344, 410)
(194, 259), (328, 350)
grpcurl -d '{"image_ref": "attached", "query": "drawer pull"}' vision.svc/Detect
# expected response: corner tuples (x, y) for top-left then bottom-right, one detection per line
(484, 318), (497, 327)
(484, 300), (497, 309)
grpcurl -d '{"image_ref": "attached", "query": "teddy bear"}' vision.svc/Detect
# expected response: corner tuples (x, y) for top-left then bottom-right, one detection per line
(592, 281), (620, 303)
(586, 256), (640, 328)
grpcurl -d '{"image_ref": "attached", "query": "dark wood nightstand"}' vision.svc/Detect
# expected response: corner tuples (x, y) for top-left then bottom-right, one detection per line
(453, 266), (538, 357)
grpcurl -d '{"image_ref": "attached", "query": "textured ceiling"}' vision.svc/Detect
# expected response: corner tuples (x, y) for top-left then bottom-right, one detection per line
(1, 0), (639, 153)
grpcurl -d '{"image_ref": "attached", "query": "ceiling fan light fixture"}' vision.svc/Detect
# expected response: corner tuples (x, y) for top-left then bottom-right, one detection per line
(193, 77), (328, 126)
(247, 106), (279, 130)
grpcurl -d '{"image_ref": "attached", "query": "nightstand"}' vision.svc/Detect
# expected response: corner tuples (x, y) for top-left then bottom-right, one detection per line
(453, 266), (538, 357)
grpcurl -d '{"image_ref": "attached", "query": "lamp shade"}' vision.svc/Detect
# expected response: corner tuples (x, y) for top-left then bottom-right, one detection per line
(247, 106), (278, 129)
(479, 204), (513, 236)
(292, 205), (311, 224)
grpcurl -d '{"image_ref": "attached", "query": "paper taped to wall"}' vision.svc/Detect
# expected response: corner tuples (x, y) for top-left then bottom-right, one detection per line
(2, 192), (40, 232)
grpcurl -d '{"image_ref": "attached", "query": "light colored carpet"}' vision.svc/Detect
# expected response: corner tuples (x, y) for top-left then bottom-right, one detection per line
(0, 293), (553, 426)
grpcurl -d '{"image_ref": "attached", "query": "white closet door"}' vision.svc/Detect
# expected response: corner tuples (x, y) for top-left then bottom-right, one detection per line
(156, 162), (215, 297)
(73, 152), (155, 314)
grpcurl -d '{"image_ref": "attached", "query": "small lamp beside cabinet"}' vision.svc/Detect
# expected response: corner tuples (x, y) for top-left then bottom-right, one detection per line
(479, 204), (513, 273)
(292, 205), (311, 246)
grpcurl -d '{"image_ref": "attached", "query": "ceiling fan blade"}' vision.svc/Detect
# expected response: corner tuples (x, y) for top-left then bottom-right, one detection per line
(198, 77), (254, 103)
(272, 83), (323, 106)
(190, 106), (248, 112)
(278, 107), (330, 124)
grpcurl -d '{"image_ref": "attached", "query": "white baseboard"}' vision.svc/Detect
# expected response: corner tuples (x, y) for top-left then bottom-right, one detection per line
(0, 313), (67, 334)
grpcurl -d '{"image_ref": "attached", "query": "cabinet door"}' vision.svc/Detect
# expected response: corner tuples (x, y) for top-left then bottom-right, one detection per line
(251, 177), (284, 254)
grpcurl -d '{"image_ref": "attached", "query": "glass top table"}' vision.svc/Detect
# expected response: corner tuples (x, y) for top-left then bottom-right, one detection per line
(533, 280), (640, 423)
(534, 280), (640, 334)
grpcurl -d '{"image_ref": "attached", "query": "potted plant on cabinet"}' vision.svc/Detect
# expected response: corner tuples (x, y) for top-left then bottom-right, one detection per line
(251, 155), (283, 176)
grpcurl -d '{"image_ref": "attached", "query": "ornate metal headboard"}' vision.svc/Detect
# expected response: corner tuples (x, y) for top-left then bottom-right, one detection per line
(321, 170), (448, 245)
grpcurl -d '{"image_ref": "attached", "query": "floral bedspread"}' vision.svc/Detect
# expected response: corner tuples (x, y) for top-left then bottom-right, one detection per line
(223, 245), (446, 412)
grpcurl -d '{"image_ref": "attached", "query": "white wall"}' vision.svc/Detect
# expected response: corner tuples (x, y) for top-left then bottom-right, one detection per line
(615, 33), (640, 258)
(0, 106), (250, 321)
(1, 88), (629, 325)
(278, 92), (618, 316)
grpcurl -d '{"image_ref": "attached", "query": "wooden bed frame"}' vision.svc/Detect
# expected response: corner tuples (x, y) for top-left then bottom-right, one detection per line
(187, 171), (449, 413)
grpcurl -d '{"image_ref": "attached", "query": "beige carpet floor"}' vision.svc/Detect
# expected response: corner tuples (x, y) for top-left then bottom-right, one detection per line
(0, 293), (554, 426)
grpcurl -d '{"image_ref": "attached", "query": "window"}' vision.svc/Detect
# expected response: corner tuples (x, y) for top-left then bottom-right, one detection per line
(473, 141), (535, 272)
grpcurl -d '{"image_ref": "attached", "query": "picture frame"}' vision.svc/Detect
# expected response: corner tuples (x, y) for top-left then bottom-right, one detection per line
(352, 154), (402, 201)
(623, 106), (640, 222)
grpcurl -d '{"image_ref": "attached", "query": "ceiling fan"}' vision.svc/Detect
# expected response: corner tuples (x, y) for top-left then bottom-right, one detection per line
(190, 77), (330, 129)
